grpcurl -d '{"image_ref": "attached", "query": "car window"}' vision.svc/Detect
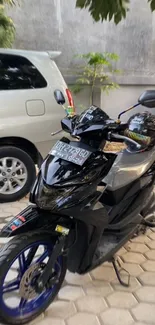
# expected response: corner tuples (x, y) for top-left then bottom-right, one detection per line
(0, 54), (47, 90)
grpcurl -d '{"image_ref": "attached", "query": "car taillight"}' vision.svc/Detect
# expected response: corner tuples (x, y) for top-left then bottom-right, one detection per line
(66, 89), (74, 108)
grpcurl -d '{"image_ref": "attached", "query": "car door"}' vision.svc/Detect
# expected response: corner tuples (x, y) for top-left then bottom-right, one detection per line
(0, 52), (68, 158)
(27, 53), (69, 157)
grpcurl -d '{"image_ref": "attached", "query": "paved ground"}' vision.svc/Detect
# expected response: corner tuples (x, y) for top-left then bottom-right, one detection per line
(0, 199), (155, 325)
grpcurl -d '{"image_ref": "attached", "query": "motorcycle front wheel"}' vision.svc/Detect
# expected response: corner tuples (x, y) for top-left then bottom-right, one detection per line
(0, 233), (67, 325)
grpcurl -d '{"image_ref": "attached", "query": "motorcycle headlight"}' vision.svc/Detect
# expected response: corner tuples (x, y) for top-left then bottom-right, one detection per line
(36, 182), (75, 210)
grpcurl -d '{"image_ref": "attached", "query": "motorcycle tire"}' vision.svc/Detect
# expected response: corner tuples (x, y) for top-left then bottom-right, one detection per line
(0, 232), (67, 325)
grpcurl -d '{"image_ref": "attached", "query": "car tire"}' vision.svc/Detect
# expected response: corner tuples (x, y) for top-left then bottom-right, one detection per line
(0, 146), (36, 203)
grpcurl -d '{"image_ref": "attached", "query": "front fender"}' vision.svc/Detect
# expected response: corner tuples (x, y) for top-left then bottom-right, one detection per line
(0, 205), (72, 238)
(0, 205), (46, 237)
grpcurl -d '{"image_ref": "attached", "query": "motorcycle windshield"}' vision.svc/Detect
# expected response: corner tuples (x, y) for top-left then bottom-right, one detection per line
(41, 154), (83, 186)
(40, 147), (108, 187)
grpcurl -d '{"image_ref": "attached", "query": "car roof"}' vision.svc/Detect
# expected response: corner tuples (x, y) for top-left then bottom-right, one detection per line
(0, 49), (61, 60)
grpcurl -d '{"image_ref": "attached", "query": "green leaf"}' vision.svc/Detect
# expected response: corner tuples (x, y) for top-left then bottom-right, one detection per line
(108, 11), (113, 21)
(105, 52), (119, 61)
(0, 0), (17, 48)
(0, 10), (14, 30)
(76, 77), (90, 84)
(71, 84), (83, 94)
(114, 11), (123, 24)
(111, 68), (122, 74)
(76, 0), (86, 8)
(101, 85), (111, 95)
(1, 0), (18, 6)
(110, 82), (120, 89)
(100, 75), (109, 83)
(76, 0), (130, 24)
(149, 0), (155, 11)
(101, 82), (119, 95)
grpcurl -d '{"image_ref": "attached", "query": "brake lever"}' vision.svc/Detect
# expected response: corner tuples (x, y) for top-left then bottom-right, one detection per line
(108, 132), (141, 149)
(51, 129), (63, 136)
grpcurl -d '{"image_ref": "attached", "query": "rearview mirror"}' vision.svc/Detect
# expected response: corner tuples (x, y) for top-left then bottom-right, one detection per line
(54, 90), (66, 105)
(138, 90), (155, 108)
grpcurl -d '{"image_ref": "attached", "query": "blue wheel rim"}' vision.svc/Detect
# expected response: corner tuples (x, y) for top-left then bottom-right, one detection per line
(0, 240), (62, 319)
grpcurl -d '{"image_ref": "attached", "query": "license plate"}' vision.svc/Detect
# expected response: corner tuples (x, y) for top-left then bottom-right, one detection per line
(50, 141), (92, 166)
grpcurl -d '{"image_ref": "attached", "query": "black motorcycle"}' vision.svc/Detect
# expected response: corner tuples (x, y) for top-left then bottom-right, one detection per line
(0, 89), (155, 325)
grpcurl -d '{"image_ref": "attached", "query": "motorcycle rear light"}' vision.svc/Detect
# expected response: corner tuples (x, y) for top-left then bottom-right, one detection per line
(66, 89), (75, 108)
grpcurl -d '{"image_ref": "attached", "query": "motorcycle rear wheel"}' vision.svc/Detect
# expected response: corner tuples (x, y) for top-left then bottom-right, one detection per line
(0, 233), (67, 325)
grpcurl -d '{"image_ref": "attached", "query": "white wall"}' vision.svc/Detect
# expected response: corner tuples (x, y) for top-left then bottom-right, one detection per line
(101, 85), (155, 121)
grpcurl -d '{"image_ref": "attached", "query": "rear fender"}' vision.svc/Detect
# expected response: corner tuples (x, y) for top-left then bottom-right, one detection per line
(0, 205), (54, 237)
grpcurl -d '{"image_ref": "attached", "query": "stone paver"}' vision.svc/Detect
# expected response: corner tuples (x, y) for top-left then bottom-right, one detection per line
(121, 263), (143, 276)
(5, 216), (14, 222)
(138, 271), (155, 285)
(0, 211), (12, 218)
(148, 232), (155, 240)
(84, 280), (113, 297)
(76, 295), (107, 313)
(29, 314), (44, 324)
(58, 285), (85, 301)
(107, 291), (137, 308)
(144, 250), (155, 260)
(36, 318), (65, 325)
(1, 206), (23, 215)
(0, 199), (155, 325)
(132, 323), (153, 325)
(45, 301), (76, 319)
(141, 259), (155, 271)
(100, 308), (133, 325)
(116, 247), (127, 256)
(91, 265), (116, 282)
(132, 303), (155, 323)
(0, 237), (10, 244)
(112, 277), (141, 293)
(65, 271), (92, 285)
(0, 223), (7, 229)
(146, 240), (155, 249)
(131, 322), (152, 325)
(121, 252), (146, 264)
(131, 235), (151, 244)
(125, 242), (149, 254)
(67, 313), (100, 325)
(135, 286), (155, 303)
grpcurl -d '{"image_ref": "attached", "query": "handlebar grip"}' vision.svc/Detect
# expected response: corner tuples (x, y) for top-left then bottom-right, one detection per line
(124, 129), (151, 146)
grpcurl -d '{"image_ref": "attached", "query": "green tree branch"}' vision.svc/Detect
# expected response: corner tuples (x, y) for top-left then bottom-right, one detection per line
(76, 0), (155, 24)
(0, 0), (18, 47)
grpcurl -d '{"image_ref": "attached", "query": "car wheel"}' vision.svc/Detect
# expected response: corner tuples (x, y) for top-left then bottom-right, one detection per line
(0, 146), (36, 203)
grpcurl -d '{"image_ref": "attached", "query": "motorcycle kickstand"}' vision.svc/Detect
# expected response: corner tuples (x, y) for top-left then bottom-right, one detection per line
(110, 256), (131, 287)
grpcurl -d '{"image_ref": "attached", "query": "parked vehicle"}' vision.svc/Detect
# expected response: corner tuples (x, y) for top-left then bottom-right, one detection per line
(0, 49), (73, 202)
(0, 90), (155, 324)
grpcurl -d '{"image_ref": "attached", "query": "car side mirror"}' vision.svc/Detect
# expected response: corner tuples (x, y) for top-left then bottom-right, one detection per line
(54, 90), (66, 105)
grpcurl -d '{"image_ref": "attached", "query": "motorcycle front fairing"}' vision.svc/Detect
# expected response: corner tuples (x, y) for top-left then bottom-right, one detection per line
(29, 139), (114, 273)
(30, 138), (116, 212)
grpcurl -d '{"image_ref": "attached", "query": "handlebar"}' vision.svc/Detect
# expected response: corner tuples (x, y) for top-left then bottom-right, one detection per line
(108, 132), (141, 150)
(51, 129), (63, 136)
(51, 115), (141, 151)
